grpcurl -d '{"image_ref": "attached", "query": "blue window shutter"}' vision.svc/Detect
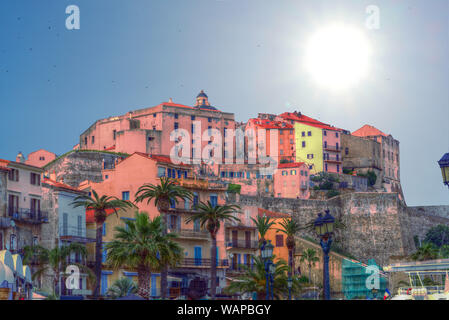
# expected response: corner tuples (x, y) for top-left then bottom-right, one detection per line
(216, 247), (219, 266)
(194, 246), (202, 266)
(243, 254), (247, 266)
(102, 244), (107, 263)
(103, 223), (106, 236)
(246, 172), (250, 179)
(170, 199), (176, 208)
(184, 171), (187, 178)
(210, 195), (218, 208)
(237, 254), (241, 270)
(101, 273), (108, 295)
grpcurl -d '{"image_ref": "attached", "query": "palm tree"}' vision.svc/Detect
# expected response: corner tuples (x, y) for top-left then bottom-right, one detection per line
(107, 277), (137, 299)
(185, 201), (240, 300)
(411, 242), (439, 261)
(251, 215), (276, 247)
(225, 256), (306, 299)
(276, 218), (301, 282)
(105, 212), (183, 299)
(71, 189), (135, 298)
(300, 248), (320, 283)
(22, 243), (92, 297)
(134, 177), (192, 299)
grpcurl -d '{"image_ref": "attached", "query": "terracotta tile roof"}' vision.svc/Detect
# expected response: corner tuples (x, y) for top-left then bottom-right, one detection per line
(0, 158), (43, 171)
(352, 124), (387, 138)
(278, 162), (306, 169)
(86, 208), (117, 223)
(249, 118), (293, 130)
(132, 152), (191, 167)
(104, 145), (116, 151)
(42, 178), (84, 193)
(257, 208), (291, 219)
(279, 112), (342, 131)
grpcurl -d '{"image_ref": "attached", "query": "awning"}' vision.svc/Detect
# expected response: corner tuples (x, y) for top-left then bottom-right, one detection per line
(0, 262), (15, 285)
(0, 250), (14, 272)
(22, 265), (32, 284)
(32, 292), (46, 300)
(12, 254), (24, 278)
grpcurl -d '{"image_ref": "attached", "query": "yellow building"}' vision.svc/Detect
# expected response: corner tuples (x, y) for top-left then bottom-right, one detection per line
(295, 123), (324, 174)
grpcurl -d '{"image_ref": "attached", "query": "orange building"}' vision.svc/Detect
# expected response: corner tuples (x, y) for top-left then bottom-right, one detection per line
(257, 208), (290, 264)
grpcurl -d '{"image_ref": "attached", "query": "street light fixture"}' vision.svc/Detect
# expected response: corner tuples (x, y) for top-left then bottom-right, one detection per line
(314, 210), (335, 300)
(438, 153), (449, 188)
(261, 240), (274, 300)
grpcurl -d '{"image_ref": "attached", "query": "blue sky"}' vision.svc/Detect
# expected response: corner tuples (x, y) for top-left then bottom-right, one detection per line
(0, 0), (448, 206)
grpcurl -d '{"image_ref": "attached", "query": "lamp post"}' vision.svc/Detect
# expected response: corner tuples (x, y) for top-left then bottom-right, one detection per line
(438, 153), (449, 188)
(287, 277), (293, 300)
(261, 240), (274, 300)
(314, 210), (335, 300)
(371, 288), (378, 300)
(269, 262), (275, 300)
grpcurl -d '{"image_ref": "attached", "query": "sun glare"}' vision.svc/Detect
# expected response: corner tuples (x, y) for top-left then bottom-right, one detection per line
(304, 24), (371, 90)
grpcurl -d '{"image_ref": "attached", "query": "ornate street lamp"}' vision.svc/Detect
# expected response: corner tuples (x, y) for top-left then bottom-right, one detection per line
(371, 288), (378, 300)
(314, 210), (335, 300)
(287, 277), (293, 300)
(438, 153), (449, 188)
(261, 240), (274, 300)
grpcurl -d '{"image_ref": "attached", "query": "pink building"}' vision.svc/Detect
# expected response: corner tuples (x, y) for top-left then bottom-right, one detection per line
(273, 162), (310, 199)
(79, 91), (235, 162)
(24, 149), (57, 168)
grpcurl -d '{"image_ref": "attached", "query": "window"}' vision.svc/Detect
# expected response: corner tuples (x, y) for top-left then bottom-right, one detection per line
(191, 124), (195, 133)
(153, 113), (156, 118)
(84, 137), (88, 146)
(10, 234), (17, 251)
(62, 213), (68, 236)
(323, 130), (327, 136)
(337, 165), (340, 173)
(170, 199), (176, 209)
(8, 169), (19, 182)
(345, 147), (349, 155)
(290, 170), (296, 175)
(39, 156), (45, 161)
(275, 234), (284, 247)
(91, 136), (95, 144)
(191, 115), (195, 120)
(325, 163), (328, 171)
(104, 175), (108, 180)
(324, 141), (327, 148)
(113, 130), (117, 140)
(246, 172), (250, 179)
(174, 113), (178, 119)
(210, 195), (218, 208)
(208, 117), (212, 123)
(174, 122), (179, 130)
(77, 216), (82, 236)
(122, 191), (130, 201)
(307, 131), (311, 136)
(280, 149), (284, 155)
(336, 132), (339, 138)
(302, 141), (306, 148)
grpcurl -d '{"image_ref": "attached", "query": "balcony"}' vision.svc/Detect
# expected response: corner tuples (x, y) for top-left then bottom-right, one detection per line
(179, 258), (229, 268)
(323, 144), (341, 152)
(225, 239), (259, 250)
(60, 227), (96, 243)
(225, 221), (257, 230)
(168, 227), (210, 240)
(227, 264), (254, 274)
(324, 155), (342, 164)
(7, 207), (48, 224)
(173, 178), (227, 191)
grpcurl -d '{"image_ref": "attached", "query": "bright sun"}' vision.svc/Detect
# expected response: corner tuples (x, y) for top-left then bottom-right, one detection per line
(304, 24), (371, 90)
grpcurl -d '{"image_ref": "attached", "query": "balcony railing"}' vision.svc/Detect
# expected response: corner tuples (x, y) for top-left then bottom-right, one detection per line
(225, 239), (259, 249)
(228, 264), (254, 273)
(168, 228), (210, 239)
(7, 207), (48, 224)
(323, 144), (341, 152)
(324, 155), (342, 163)
(60, 227), (96, 243)
(179, 258), (229, 267)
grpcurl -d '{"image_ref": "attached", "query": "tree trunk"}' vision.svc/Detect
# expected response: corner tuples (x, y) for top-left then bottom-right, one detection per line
(137, 264), (151, 300)
(309, 263), (312, 284)
(93, 221), (104, 298)
(210, 234), (217, 300)
(158, 200), (169, 300)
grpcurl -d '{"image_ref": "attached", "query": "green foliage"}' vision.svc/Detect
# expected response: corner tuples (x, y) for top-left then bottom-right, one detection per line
(224, 256), (308, 299)
(135, 177), (193, 209)
(439, 245), (449, 258)
(107, 277), (137, 298)
(227, 183), (242, 194)
(424, 224), (449, 248)
(44, 149), (130, 169)
(343, 168), (353, 175)
(279, 159), (290, 164)
(251, 215), (276, 243)
(106, 212), (183, 270)
(357, 171), (377, 186)
(326, 190), (340, 199)
(411, 242), (439, 261)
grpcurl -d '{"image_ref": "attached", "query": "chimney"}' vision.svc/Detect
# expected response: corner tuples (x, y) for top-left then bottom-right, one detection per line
(168, 98), (173, 103)
(16, 152), (25, 163)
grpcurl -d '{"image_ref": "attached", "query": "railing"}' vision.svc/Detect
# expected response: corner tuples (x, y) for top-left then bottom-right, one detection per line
(323, 144), (341, 152)
(225, 239), (259, 249)
(228, 264), (254, 273)
(324, 155), (342, 163)
(174, 178), (227, 191)
(60, 227), (96, 242)
(168, 228), (210, 239)
(7, 207), (48, 224)
(179, 258), (229, 267)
